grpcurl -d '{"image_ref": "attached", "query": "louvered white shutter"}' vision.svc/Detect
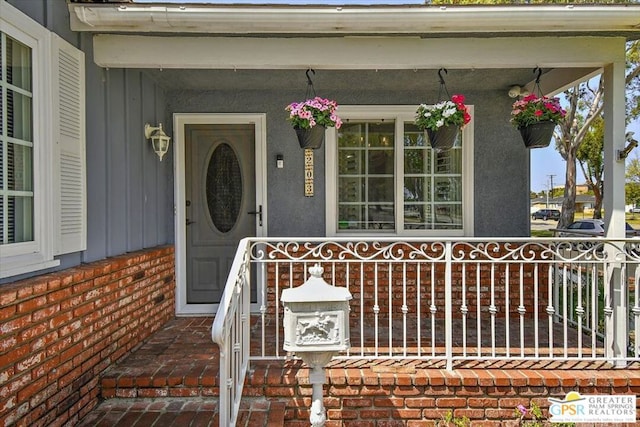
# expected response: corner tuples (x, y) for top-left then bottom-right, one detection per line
(52, 34), (86, 255)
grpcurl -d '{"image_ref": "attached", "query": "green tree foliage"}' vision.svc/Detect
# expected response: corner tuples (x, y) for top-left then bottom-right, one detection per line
(625, 182), (640, 208)
(627, 41), (640, 119)
(576, 117), (604, 218)
(626, 157), (640, 207)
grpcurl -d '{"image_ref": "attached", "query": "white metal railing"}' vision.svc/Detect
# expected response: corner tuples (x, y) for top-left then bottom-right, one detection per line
(211, 237), (640, 426)
(211, 239), (252, 427)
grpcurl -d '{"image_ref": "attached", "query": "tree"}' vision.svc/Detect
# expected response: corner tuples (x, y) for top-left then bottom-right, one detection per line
(555, 40), (640, 229)
(626, 156), (640, 207)
(576, 117), (604, 219)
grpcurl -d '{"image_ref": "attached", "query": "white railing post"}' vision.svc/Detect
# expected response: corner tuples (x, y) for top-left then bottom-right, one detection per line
(212, 238), (252, 427)
(445, 241), (453, 371)
(612, 251), (629, 366)
(604, 243), (629, 366)
(633, 261), (640, 359)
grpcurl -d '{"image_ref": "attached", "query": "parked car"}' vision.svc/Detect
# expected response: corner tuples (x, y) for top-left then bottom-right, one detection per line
(556, 219), (640, 237)
(531, 209), (561, 221)
(630, 207), (640, 213)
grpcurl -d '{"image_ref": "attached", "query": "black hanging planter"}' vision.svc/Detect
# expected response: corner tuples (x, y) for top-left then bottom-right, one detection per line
(425, 125), (460, 152)
(518, 120), (557, 149)
(294, 125), (326, 149)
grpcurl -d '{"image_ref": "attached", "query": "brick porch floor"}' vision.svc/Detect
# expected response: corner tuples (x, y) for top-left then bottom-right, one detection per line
(78, 317), (640, 426)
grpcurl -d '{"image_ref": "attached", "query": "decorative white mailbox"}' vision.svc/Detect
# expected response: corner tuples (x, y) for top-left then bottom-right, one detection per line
(282, 265), (351, 353)
(281, 264), (352, 427)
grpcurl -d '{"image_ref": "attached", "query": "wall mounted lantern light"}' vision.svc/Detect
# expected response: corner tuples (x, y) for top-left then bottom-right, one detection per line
(144, 123), (171, 161)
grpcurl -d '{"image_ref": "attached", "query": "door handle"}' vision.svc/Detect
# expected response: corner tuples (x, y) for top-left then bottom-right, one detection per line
(247, 205), (263, 226)
(186, 219), (196, 226)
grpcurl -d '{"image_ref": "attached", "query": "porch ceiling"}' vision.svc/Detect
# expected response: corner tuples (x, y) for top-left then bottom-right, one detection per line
(143, 68), (543, 92)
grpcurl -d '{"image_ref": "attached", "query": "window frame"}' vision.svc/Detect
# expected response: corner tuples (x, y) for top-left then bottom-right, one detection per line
(0, 4), (59, 277)
(325, 105), (474, 237)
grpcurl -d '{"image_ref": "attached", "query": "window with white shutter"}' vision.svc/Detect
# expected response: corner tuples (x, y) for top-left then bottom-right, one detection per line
(52, 34), (86, 255)
(0, 2), (86, 278)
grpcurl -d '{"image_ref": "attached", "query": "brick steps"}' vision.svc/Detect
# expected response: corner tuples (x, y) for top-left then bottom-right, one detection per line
(77, 397), (286, 427)
(100, 356), (640, 426)
(92, 318), (640, 426)
(99, 316), (219, 399)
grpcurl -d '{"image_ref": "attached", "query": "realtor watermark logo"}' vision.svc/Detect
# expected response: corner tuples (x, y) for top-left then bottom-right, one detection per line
(549, 392), (637, 423)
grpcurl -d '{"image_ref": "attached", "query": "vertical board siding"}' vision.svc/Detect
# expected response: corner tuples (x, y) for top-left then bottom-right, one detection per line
(83, 57), (171, 262)
(125, 70), (145, 252)
(83, 42), (109, 263)
(142, 77), (162, 249)
(156, 88), (171, 245)
(107, 69), (129, 257)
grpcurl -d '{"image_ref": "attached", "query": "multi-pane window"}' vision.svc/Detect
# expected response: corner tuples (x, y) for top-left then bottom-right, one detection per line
(403, 123), (463, 230)
(329, 106), (471, 235)
(0, 32), (34, 245)
(338, 121), (395, 230)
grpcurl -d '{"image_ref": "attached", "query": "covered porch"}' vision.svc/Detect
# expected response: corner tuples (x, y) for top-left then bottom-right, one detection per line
(63, 2), (640, 425)
(66, 1), (637, 308)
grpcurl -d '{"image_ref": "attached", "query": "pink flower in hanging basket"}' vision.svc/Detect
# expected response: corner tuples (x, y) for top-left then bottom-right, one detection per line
(511, 93), (566, 128)
(285, 96), (342, 130)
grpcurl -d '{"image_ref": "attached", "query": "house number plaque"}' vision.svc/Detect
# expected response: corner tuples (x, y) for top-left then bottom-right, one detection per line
(304, 149), (313, 197)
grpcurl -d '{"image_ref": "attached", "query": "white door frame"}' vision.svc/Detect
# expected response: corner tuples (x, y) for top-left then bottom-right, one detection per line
(173, 113), (267, 316)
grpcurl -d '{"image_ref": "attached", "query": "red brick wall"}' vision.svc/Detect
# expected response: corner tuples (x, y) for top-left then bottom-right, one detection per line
(249, 361), (640, 427)
(0, 246), (175, 427)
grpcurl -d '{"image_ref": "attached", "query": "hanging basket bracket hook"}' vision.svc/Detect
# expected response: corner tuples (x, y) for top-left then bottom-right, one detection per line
(533, 66), (542, 84)
(438, 68), (448, 86)
(532, 67), (544, 96)
(305, 68), (316, 98)
(436, 68), (450, 101)
(306, 68), (316, 87)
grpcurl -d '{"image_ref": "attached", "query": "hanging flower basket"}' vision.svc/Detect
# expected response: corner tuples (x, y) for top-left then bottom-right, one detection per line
(425, 125), (460, 152)
(510, 69), (565, 150)
(415, 92), (471, 153)
(518, 121), (557, 149)
(294, 125), (326, 149)
(285, 70), (342, 150)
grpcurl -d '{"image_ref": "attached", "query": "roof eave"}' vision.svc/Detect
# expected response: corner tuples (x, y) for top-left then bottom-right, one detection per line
(68, 4), (640, 37)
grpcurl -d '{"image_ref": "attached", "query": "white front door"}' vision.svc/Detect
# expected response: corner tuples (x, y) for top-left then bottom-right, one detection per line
(174, 114), (266, 315)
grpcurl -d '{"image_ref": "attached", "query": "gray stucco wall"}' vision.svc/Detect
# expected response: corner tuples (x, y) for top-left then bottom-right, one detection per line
(167, 76), (530, 238)
(5, 0), (173, 282)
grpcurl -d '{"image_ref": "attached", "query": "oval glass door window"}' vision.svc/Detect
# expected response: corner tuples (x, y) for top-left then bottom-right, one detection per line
(206, 143), (242, 233)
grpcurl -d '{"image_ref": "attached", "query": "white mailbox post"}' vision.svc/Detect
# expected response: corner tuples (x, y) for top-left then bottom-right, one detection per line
(281, 264), (352, 427)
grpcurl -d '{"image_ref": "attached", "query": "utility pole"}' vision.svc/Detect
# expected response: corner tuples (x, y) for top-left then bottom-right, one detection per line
(548, 174), (556, 202)
(545, 184), (549, 208)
